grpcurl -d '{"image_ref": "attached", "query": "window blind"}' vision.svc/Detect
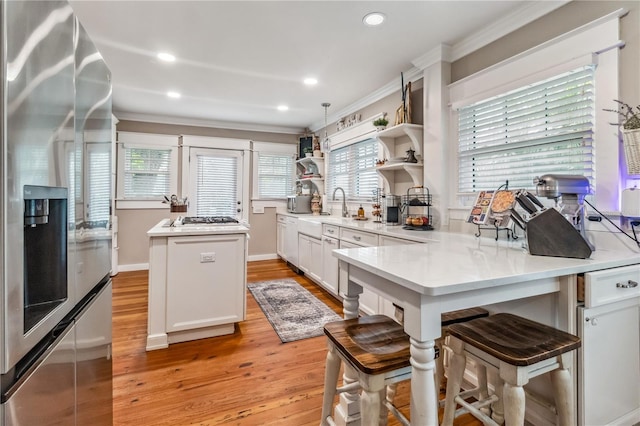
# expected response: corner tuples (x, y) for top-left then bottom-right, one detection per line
(457, 66), (595, 193)
(123, 147), (171, 198)
(327, 138), (378, 200)
(87, 146), (111, 221)
(256, 153), (293, 199)
(195, 154), (238, 216)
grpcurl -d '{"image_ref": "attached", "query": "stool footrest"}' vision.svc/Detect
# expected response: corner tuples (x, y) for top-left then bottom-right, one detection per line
(454, 394), (499, 426)
(384, 401), (410, 426)
(335, 381), (361, 395)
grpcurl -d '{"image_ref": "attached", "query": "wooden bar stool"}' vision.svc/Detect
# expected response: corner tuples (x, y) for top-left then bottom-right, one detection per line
(320, 315), (412, 426)
(438, 307), (489, 393)
(441, 313), (581, 426)
(320, 308), (490, 425)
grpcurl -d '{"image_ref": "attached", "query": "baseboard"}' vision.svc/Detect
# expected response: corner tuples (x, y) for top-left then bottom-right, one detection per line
(118, 263), (149, 272)
(247, 253), (279, 262)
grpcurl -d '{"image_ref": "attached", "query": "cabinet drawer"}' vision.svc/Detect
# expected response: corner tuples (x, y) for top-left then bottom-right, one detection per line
(277, 214), (287, 224)
(584, 264), (640, 308)
(340, 228), (378, 247)
(379, 235), (422, 246)
(323, 224), (339, 237)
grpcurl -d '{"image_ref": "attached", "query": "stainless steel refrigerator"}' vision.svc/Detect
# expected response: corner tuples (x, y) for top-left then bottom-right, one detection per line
(1, 1), (113, 424)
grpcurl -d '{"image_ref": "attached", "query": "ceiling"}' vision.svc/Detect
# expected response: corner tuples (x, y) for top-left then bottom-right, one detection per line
(69, 1), (567, 134)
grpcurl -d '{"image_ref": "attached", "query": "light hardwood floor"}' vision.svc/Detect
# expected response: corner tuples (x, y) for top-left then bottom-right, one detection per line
(112, 259), (480, 425)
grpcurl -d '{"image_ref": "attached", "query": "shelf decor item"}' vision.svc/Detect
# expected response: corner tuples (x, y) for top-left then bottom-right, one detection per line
(373, 116), (389, 131)
(605, 100), (640, 174)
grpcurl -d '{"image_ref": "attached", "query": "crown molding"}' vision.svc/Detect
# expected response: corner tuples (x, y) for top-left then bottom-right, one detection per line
(309, 67), (423, 132)
(412, 44), (453, 70)
(451, 0), (571, 61)
(114, 111), (305, 135)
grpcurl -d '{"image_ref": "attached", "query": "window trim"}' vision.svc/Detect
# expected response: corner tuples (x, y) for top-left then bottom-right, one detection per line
(326, 137), (379, 202)
(251, 141), (297, 204)
(447, 11), (622, 212)
(115, 132), (179, 209)
(180, 136), (250, 222)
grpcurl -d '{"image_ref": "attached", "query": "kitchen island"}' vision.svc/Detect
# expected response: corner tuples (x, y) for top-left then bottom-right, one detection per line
(146, 219), (250, 351)
(333, 231), (640, 426)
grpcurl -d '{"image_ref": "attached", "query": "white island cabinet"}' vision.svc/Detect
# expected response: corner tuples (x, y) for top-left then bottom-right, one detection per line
(146, 220), (249, 351)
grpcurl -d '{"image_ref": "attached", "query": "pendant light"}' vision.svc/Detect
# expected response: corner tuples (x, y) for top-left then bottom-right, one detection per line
(322, 102), (331, 152)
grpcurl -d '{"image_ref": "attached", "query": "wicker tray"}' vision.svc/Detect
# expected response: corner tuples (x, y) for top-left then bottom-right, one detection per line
(623, 128), (640, 175)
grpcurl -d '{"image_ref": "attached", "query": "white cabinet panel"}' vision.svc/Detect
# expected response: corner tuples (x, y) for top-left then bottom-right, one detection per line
(166, 234), (246, 332)
(578, 298), (640, 426)
(299, 233), (322, 284)
(276, 215), (286, 258)
(340, 239), (378, 315)
(321, 236), (340, 296)
(283, 216), (299, 266)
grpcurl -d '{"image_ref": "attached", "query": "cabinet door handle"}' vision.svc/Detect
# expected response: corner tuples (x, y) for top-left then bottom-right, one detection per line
(353, 236), (361, 241)
(327, 229), (334, 234)
(617, 280), (638, 288)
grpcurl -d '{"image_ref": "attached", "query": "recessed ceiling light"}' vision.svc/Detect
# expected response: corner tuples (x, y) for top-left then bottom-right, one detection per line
(303, 77), (318, 86)
(363, 12), (385, 26)
(167, 91), (181, 99)
(157, 52), (176, 62)
(277, 105), (289, 111)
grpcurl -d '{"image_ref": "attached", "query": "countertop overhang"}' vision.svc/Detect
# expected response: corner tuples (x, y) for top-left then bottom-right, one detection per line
(332, 230), (640, 296)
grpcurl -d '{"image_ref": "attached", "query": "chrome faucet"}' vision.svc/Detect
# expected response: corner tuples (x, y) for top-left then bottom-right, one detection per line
(332, 187), (348, 217)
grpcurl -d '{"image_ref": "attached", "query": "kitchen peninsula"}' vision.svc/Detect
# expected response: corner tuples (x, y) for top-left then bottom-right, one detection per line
(332, 231), (640, 425)
(146, 219), (250, 351)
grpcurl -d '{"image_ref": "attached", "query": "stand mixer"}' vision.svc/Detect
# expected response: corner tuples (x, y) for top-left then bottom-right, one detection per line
(534, 174), (594, 250)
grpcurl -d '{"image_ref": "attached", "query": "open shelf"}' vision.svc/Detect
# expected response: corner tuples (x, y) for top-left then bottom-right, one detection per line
(377, 123), (424, 159)
(376, 163), (423, 188)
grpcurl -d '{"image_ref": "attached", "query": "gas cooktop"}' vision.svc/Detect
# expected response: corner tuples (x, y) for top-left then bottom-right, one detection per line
(182, 216), (239, 225)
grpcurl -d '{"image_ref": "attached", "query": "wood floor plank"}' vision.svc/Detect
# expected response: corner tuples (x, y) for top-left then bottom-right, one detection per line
(112, 259), (480, 425)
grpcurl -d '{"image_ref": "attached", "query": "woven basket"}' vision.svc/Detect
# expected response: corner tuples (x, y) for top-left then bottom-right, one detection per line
(622, 128), (640, 175)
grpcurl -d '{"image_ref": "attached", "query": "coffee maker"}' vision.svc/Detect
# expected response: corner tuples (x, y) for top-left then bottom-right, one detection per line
(384, 195), (402, 225)
(534, 174), (594, 249)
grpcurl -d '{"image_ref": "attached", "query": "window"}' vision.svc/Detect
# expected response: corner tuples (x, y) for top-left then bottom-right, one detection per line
(85, 142), (111, 222)
(327, 138), (378, 200)
(122, 147), (171, 198)
(457, 66), (595, 193)
(251, 141), (297, 201)
(116, 132), (178, 208)
(189, 148), (243, 217)
(256, 152), (294, 199)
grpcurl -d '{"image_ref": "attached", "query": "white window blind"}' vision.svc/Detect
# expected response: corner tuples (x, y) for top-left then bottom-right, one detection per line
(123, 147), (171, 198)
(457, 66), (595, 193)
(256, 152), (294, 199)
(327, 138), (378, 200)
(86, 144), (111, 222)
(194, 151), (240, 217)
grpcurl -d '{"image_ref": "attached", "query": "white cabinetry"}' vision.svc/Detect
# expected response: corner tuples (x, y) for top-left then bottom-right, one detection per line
(321, 227), (340, 296)
(276, 215), (286, 258)
(299, 233), (322, 283)
(578, 265), (640, 425)
(166, 234), (246, 336)
(375, 123), (424, 189)
(277, 214), (299, 267)
(339, 228), (380, 315)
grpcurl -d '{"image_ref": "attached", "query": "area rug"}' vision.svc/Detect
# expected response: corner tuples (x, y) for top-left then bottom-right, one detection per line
(247, 279), (342, 343)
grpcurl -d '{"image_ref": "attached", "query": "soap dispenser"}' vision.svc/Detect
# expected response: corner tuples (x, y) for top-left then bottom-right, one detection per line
(357, 204), (365, 218)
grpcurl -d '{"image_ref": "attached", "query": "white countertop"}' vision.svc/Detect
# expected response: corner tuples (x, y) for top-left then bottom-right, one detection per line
(147, 219), (250, 237)
(332, 230), (640, 296)
(279, 212), (438, 243)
